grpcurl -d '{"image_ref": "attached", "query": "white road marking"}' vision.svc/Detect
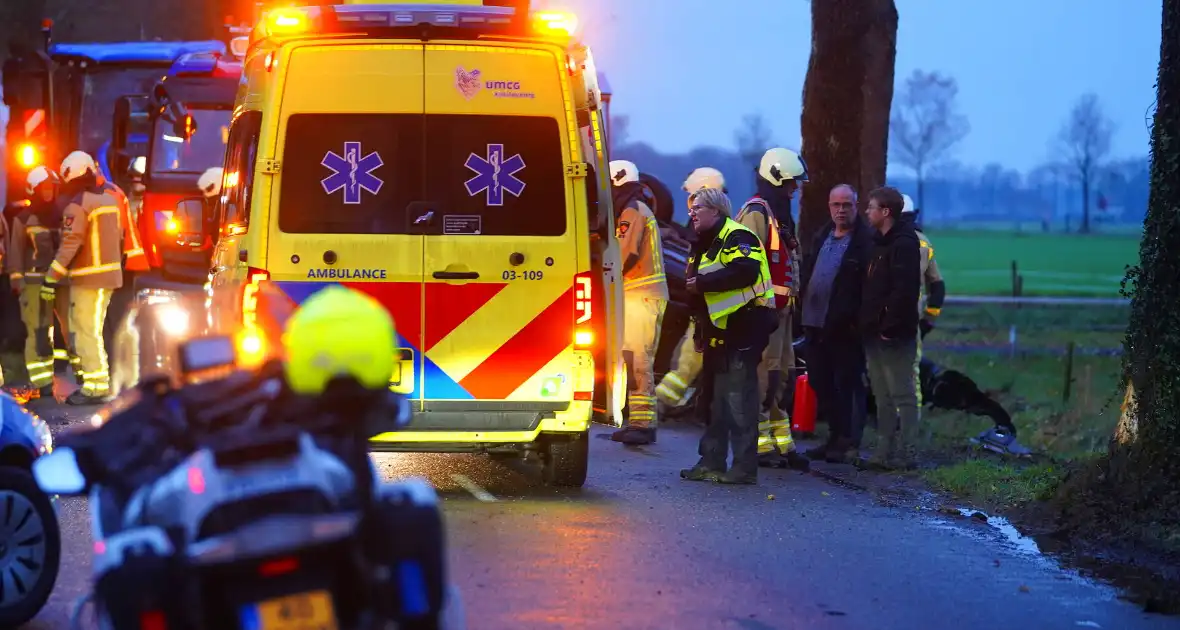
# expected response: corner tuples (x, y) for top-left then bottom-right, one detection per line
(451, 474), (497, 502)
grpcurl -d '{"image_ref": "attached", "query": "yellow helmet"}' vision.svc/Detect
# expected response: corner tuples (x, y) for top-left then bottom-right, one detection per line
(281, 286), (396, 395)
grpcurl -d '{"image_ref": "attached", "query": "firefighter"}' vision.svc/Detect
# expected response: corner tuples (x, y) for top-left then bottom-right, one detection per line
(198, 167), (224, 238)
(901, 194), (945, 338)
(609, 160), (669, 445)
(653, 167), (726, 410)
(736, 148), (810, 471)
(43, 151), (124, 405)
(127, 156), (147, 221)
(679, 187), (776, 484)
(7, 166), (67, 398)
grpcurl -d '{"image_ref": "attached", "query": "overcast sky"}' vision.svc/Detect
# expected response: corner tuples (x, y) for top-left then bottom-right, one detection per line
(549, 0), (1162, 174)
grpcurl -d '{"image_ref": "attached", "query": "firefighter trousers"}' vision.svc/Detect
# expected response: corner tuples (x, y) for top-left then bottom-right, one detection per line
(655, 319), (703, 406)
(18, 285), (75, 388)
(757, 306), (796, 455)
(70, 287), (113, 398)
(623, 293), (665, 429)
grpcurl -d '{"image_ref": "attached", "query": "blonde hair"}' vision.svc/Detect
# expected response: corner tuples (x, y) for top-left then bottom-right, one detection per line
(689, 187), (732, 217)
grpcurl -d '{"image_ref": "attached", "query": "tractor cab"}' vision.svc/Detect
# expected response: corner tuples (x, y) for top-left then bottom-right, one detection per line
(138, 52), (241, 284)
(2, 34), (226, 210)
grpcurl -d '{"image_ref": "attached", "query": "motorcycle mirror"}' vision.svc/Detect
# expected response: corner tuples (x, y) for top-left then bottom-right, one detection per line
(31, 447), (87, 495)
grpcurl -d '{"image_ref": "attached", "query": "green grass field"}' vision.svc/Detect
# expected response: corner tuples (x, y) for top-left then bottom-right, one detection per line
(924, 230), (1142, 297)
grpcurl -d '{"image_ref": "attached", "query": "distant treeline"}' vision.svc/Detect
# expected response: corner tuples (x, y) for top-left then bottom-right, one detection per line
(618, 141), (1149, 232)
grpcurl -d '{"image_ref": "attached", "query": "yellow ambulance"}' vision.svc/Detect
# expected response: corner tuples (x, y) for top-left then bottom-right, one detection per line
(203, 0), (627, 486)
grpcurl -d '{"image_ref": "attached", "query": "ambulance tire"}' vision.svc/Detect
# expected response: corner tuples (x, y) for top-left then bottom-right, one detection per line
(541, 431), (589, 487)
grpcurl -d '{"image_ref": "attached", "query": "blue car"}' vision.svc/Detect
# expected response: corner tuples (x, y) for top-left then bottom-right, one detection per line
(0, 394), (59, 626)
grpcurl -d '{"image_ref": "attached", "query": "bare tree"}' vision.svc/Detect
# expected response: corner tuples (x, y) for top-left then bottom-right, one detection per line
(608, 114), (630, 152)
(889, 70), (970, 211)
(734, 113), (773, 167)
(1058, 92), (1114, 233)
(798, 0), (897, 249)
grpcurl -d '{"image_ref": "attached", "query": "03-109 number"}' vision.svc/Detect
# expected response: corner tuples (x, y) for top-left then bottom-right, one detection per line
(502, 270), (544, 281)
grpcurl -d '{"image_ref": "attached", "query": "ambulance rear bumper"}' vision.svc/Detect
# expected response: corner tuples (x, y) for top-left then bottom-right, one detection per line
(368, 400), (591, 452)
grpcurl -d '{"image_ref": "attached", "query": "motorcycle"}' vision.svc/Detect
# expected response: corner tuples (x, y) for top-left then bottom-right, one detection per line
(34, 334), (465, 630)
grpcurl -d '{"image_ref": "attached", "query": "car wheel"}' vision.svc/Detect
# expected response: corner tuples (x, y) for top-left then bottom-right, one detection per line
(0, 466), (61, 627)
(541, 432), (589, 488)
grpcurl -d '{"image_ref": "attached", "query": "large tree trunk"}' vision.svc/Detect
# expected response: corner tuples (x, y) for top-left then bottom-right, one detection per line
(1104, 0), (1180, 528)
(799, 0), (898, 253)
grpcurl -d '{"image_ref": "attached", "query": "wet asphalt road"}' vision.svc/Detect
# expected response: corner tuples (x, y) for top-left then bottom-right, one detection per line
(23, 401), (1177, 630)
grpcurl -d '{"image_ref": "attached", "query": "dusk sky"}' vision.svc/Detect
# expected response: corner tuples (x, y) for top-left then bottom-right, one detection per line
(547, 0), (1163, 175)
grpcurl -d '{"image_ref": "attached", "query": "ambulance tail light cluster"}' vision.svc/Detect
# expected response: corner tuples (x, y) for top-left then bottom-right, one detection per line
(238, 267), (271, 368)
(574, 272), (593, 349)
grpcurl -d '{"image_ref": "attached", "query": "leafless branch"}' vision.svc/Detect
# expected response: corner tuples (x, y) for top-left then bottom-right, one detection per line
(1058, 92), (1114, 181)
(734, 113), (773, 166)
(889, 69), (970, 177)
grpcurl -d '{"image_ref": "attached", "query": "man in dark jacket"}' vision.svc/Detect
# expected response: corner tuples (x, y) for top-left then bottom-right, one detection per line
(799, 184), (873, 463)
(860, 186), (923, 470)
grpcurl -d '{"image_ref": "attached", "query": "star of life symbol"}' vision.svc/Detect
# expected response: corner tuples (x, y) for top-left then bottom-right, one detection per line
(321, 141), (383, 204)
(464, 143), (526, 206)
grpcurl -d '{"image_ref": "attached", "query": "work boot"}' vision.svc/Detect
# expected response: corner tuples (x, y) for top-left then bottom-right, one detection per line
(804, 443), (831, 459)
(611, 426), (656, 445)
(824, 438), (856, 464)
(65, 390), (109, 406)
(784, 450), (811, 471)
(679, 465), (722, 482)
(758, 452), (786, 468)
(717, 469), (757, 485)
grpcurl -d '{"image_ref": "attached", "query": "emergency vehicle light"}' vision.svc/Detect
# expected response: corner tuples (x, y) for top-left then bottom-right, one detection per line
(252, 4), (578, 43)
(16, 144), (38, 168)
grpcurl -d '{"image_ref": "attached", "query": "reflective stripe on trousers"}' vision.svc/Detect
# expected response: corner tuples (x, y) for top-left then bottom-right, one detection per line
(70, 287), (113, 397)
(19, 285), (54, 388)
(655, 319), (703, 406)
(623, 294), (665, 428)
(757, 417), (795, 454)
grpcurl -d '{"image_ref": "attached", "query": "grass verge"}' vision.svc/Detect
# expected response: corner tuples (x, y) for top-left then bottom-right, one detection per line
(922, 459), (1068, 510)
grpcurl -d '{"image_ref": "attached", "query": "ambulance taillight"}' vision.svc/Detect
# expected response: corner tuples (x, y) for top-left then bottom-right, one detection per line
(574, 272), (593, 348)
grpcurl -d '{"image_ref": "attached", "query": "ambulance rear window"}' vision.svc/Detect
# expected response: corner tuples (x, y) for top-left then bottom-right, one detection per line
(424, 114), (566, 237)
(278, 113), (566, 236)
(279, 113), (425, 235)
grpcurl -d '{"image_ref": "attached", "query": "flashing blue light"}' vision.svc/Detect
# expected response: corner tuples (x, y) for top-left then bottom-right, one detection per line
(49, 41), (226, 65)
(168, 52), (220, 77)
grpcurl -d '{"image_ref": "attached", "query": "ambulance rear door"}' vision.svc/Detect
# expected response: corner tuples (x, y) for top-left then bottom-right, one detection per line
(418, 44), (578, 410)
(265, 43), (426, 398)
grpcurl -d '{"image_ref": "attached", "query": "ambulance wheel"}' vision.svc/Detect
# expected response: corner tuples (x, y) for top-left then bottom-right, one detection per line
(541, 432), (589, 488)
(0, 466), (61, 628)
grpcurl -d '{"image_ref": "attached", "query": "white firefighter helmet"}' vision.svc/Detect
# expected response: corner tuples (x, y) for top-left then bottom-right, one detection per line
(758, 148), (808, 186)
(198, 167), (224, 198)
(901, 193), (917, 214)
(129, 156), (147, 177)
(609, 160), (639, 187)
(59, 150), (98, 184)
(25, 166), (57, 195)
(683, 167), (726, 193)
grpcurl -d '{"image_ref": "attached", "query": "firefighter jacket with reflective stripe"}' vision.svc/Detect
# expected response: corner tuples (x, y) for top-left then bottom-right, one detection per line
(916, 228), (945, 318)
(47, 187), (124, 289)
(9, 211), (58, 285)
(616, 199), (669, 300)
(694, 218), (774, 330)
(737, 197), (797, 309)
(103, 181), (149, 272)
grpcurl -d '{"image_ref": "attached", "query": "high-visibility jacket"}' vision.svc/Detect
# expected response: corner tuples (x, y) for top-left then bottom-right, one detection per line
(697, 218), (774, 330)
(916, 228), (944, 318)
(102, 181), (149, 272)
(616, 199), (669, 300)
(9, 208), (58, 286)
(47, 186), (125, 289)
(737, 197), (796, 309)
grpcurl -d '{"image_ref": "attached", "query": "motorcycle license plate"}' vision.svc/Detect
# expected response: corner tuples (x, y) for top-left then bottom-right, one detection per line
(240, 590), (338, 630)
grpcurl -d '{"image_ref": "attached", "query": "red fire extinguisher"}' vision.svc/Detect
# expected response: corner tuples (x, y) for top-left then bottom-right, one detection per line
(792, 373), (817, 435)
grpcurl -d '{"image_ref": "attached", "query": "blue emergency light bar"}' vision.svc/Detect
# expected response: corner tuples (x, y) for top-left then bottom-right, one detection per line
(50, 41), (226, 65)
